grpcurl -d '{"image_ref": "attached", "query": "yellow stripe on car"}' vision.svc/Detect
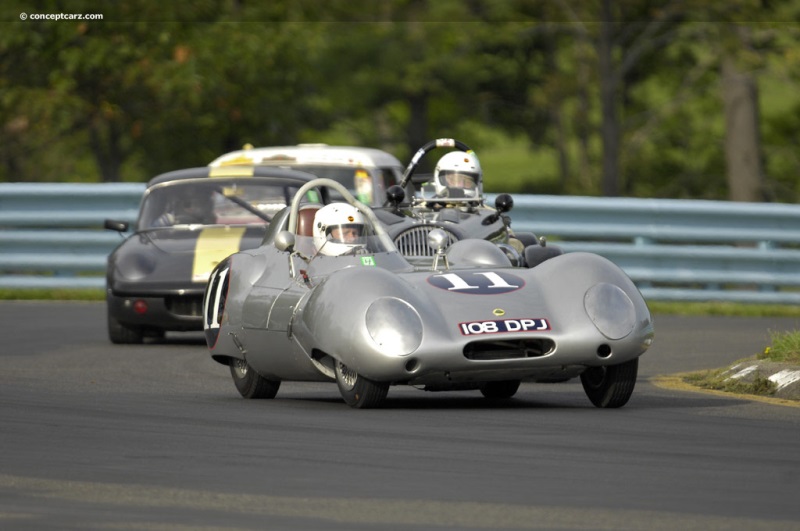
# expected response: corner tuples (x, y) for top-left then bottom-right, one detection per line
(209, 166), (255, 177)
(193, 227), (246, 282)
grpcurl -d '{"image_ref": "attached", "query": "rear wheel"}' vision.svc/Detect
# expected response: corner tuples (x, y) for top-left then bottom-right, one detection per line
(230, 358), (280, 399)
(107, 313), (143, 344)
(335, 360), (389, 409)
(580, 358), (638, 408)
(479, 380), (521, 399)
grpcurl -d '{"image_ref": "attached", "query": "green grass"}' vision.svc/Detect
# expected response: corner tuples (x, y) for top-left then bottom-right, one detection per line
(3, 289), (800, 319)
(681, 328), (800, 399)
(0, 288), (104, 301)
(683, 367), (778, 396)
(648, 300), (800, 318)
(758, 330), (800, 363)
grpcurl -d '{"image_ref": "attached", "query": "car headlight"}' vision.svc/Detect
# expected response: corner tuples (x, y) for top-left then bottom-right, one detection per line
(584, 283), (636, 340)
(116, 253), (157, 281)
(365, 297), (423, 356)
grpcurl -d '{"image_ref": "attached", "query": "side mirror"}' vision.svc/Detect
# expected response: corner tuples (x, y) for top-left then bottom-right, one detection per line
(494, 193), (514, 213)
(275, 230), (296, 252)
(104, 219), (129, 232)
(386, 185), (406, 206)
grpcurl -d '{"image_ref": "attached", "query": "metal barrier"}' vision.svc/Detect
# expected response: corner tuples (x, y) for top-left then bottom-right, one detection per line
(0, 183), (144, 289)
(2, 183), (799, 304)
(491, 194), (800, 305)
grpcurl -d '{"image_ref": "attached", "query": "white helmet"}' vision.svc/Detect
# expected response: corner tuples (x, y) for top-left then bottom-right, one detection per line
(433, 151), (481, 199)
(312, 203), (368, 256)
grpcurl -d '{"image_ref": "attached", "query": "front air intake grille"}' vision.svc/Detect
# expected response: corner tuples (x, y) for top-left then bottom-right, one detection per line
(166, 295), (204, 317)
(394, 226), (458, 258)
(464, 338), (555, 361)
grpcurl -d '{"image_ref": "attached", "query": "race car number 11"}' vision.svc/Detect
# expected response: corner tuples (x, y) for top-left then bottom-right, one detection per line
(459, 318), (550, 336)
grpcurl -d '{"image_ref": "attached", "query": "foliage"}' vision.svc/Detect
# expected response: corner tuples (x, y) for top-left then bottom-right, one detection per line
(759, 330), (800, 362)
(1, 0), (800, 201)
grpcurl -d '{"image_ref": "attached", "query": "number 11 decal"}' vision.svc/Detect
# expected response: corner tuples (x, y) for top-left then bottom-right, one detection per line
(427, 271), (524, 294)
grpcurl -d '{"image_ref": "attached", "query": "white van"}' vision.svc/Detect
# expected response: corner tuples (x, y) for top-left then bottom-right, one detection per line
(209, 144), (404, 206)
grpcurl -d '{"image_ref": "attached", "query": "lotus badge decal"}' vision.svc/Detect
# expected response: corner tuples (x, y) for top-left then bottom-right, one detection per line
(493, 308), (505, 316)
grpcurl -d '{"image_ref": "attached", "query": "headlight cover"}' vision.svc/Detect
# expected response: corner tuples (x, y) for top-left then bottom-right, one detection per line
(365, 297), (423, 356)
(584, 283), (636, 340)
(116, 253), (157, 281)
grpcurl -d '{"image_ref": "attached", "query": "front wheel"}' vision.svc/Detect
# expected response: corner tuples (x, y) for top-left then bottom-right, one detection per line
(479, 380), (521, 399)
(107, 313), (143, 344)
(335, 360), (389, 409)
(230, 358), (280, 399)
(580, 358), (638, 408)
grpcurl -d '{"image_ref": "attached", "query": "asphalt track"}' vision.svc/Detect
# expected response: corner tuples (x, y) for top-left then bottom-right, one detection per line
(1, 301), (799, 530)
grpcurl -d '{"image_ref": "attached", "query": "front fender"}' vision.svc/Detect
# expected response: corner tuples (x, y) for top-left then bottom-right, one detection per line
(293, 266), (440, 374)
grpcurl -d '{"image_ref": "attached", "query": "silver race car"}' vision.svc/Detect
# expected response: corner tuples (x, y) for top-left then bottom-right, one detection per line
(203, 178), (654, 408)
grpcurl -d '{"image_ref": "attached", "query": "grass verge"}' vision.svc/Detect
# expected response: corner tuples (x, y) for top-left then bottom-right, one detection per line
(647, 300), (800, 318)
(0, 288), (105, 301)
(680, 329), (800, 399)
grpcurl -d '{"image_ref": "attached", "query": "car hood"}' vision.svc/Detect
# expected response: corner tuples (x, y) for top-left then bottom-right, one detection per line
(296, 252), (652, 363)
(108, 226), (267, 293)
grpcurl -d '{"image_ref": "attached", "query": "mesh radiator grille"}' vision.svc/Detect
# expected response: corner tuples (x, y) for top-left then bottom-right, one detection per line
(394, 226), (458, 258)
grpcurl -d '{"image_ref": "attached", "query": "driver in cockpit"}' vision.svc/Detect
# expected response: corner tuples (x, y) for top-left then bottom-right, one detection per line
(427, 151), (481, 200)
(312, 203), (368, 256)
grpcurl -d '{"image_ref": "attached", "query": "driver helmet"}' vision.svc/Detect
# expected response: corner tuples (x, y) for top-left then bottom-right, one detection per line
(312, 203), (368, 256)
(433, 151), (481, 199)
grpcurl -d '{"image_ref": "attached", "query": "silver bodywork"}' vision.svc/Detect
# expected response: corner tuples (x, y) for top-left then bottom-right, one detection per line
(203, 179), (654, 408)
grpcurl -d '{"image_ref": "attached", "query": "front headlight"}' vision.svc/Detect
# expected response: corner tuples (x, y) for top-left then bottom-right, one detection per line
(584, 283), (636, 340)
(116, 253), (157, 281)
(365, 297), (423, 356)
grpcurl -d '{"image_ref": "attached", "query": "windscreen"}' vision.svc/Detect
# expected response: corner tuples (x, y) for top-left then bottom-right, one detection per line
(138, 179), (320, 230)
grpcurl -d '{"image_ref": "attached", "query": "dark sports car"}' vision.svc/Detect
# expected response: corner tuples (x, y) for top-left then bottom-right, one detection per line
(104, 166), (324, 344)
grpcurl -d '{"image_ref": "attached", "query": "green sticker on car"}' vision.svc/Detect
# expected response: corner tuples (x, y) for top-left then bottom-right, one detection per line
(360, 256), (376, 266)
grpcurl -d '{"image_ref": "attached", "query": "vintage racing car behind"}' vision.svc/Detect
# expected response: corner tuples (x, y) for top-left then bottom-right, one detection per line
(104, 166), (325, 344)
(203, 178), (655, 408)
(374, 138), (562, 268)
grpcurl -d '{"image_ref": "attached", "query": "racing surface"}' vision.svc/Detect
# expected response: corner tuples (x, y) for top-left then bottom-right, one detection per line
(1, 301), (799, 530)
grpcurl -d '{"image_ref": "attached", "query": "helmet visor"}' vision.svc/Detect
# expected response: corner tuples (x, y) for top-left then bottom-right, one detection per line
(440, 170), (477, 188)
(326, 223), (365, 244)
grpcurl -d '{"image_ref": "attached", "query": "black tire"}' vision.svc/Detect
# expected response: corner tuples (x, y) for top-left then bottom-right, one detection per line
(334, 360), (389, 409)
(580, 358), (639, 408)
(479, 380), (521, 399)
(108, 313), (143, 344)
(229, 358), (280, 399)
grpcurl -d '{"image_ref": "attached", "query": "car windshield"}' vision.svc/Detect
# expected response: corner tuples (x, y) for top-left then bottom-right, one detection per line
(138, 179), (320, 230)
(265, 165), (398, 205)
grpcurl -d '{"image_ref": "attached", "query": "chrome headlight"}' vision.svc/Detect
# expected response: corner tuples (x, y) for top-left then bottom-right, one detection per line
(584, 283), (636, 340)
(365, 297), (423, 356)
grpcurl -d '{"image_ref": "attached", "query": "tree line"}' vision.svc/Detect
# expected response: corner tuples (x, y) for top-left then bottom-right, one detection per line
(1, 0), (799, 202)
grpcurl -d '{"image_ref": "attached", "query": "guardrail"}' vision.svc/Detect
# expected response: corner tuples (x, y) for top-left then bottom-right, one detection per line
(492, 194), (800, 305)
(2, 183), (799, 304)
(0, 183), (145, 289)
